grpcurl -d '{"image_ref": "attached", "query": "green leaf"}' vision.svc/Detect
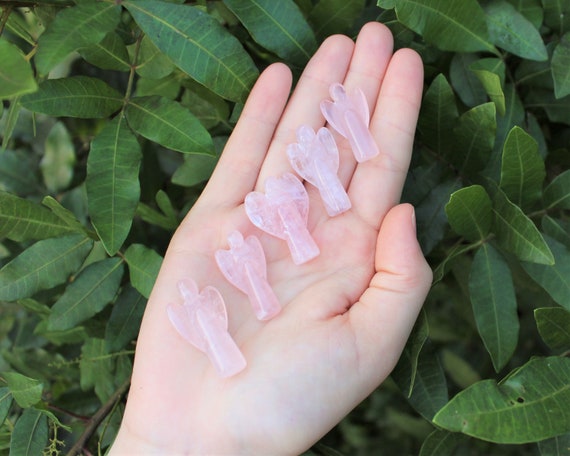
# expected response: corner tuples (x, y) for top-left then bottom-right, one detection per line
(492, 188), (554, 265)
(433, 242), (478, 284)
(0, 191), (78, 242)
(41, 122), (76, 193)
(451, 102), (496, 175)
(35, 2), (121, 74)
(542, 0), (570, 35)
(41, 196), (86, 234)
(378, 0), (396, 8)
(494, 83), (526, 172)
(135, 74), (181, 100)
(124, 244), (163, 299)
(86, 115), (142, 256)
(515, 48), (553, 90)
(136, 189), (178, 231)
(406, 344), (448, 420)
(131, 35), (174, 79)
(507, 0), (544, 29)
(470, 58), (506, 116)
(469, 243), (519, 371)
(542, 215), (570, 249)
(552, 33), (570, 99)
(445, 185), (492, 242)
(224, 0), (317, 66)
(527, 111), (548, 158)
(308, 0), (365, 40)
(393, 0), (496, 53)
(419, 430), (465, 456)
(105, 285), (146, 352)
(403, 162), (443, 206)
(418, 74), (458, 156)
(20, 76), (123, 118)
(538, 433), (570, 456)
(135, 204), (177, 231)
(0, 387), (12, 427)
(9, 408), (48, 456)
(78, 32), (131, 72)
(0, 234), (93, 301)
(3, 372), (42, 408)
(416, 179), (461, 255)
(544, 170), (570, 210)
(124, 0), (258, 102)
(534, 307), (570, 351)
(433, 356), (570, 443)
(155, 190), (177, 222)
(172, 153), (218, 187)
(484, 0), (547, 61)
(0, 150), (39, 196)
(522, 236), (570, 312)
(47, 257), (124, 331)
(525, 89), (570, 126)
(180, 81), (230, 129)
(80, 338), (114, 402)
(392, 310), (429, 397)
(441, 350), (481, 389)
(126, 96), (214, 155)
(499, 126), (545, 208)
(0, 39), (38, 99)
(449, 53), (487, 107)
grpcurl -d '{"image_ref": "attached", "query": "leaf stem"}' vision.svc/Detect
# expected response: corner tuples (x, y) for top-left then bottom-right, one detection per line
(123, 33), (144, 106)
(47, 404), (90, 423)
(66, 378), (130, 456)
(0, 5), (12, 37)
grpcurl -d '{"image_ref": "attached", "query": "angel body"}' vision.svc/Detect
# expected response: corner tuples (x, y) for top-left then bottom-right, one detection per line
(321, 83), (379, 162)
(215, 231), (281, 320)
(287, 125), (351, 217)
(167, 279), (246, 378)
(245, 173), (320, 265)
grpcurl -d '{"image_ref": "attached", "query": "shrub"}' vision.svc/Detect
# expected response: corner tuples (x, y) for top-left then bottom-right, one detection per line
(0, 0), (569, 454)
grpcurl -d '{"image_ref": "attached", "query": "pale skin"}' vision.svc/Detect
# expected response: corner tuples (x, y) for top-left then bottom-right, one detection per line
(110, 22), (432, 455)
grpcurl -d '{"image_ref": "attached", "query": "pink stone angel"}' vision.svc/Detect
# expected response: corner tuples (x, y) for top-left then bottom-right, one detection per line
(167, 279), (246, 378)
(215, 231), (281, 321)
(287, 125), (351, 217)
(320, 83), (379, 162)
(244, 173), (320, 265)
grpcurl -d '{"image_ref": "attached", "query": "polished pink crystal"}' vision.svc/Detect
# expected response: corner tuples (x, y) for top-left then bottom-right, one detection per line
(287, 125), (351, 217)
(244, 173), (320, 265)
(215, 231), (281, 320)
(320, 83), (379, 162)
(167, 279), (246, 378)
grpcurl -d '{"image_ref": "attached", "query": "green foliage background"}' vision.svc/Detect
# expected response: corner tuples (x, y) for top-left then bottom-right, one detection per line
(1, 0), (570, 454)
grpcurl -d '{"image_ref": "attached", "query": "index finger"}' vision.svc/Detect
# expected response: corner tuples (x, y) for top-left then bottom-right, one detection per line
(196, 63), (293, 210)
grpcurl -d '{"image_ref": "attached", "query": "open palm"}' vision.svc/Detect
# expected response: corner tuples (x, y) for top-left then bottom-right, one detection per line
(111, 22), (432, 455)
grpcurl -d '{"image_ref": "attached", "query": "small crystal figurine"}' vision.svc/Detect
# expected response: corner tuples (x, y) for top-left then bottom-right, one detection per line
(245, 173), (320, 265)
(320, 83), (379, 162)
(287, 125), (351, 217)
(215, 231), (281, 321)
(167, 279), (246, 378)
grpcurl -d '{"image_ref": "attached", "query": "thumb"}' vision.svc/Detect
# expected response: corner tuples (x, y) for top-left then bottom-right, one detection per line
(349, 203), (432, 384)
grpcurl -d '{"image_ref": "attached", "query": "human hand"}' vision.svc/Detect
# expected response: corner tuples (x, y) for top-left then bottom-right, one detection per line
(110, 22), (432, 455)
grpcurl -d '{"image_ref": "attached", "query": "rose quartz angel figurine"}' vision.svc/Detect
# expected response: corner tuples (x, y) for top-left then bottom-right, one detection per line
(167, 279), (246, 378)
(287, 125), (351, 217)
(320, 83), (379, 162)
(245, 173), (320, 265)
(215, 231), (281, 321)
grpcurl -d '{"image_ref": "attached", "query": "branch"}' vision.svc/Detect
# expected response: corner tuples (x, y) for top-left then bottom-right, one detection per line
(0, 5), (13, 36)
(66, 378), (130, 456)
